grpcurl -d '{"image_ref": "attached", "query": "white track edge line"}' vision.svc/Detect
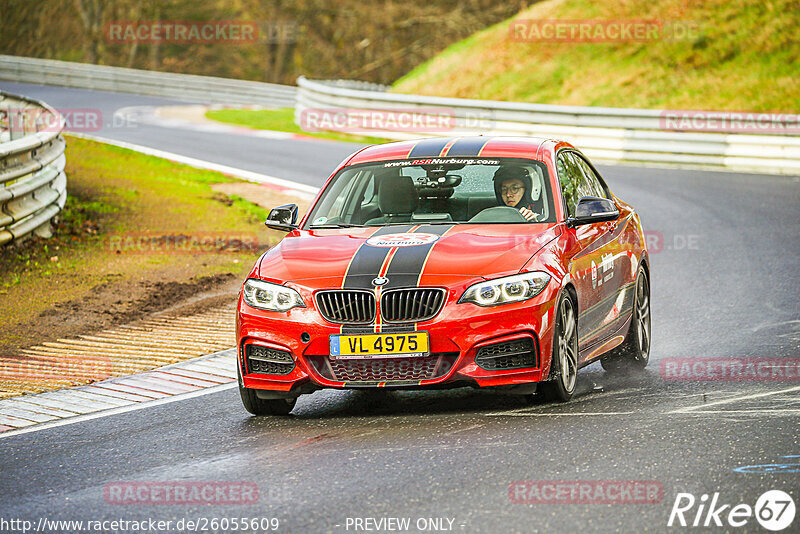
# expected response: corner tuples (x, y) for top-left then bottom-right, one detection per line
(667, 385), (800, 414)
(0, 382), (236, 439)
(67, 132), (320, 197)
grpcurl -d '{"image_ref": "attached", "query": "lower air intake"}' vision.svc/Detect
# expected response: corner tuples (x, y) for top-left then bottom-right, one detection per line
(475, 337), (538, 371)
(306, 353), (458, 383)
(246, 344), (295, 375)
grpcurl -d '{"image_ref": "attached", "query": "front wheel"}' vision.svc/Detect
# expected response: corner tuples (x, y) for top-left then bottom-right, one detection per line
(601, 267), (651, 374)
(239, 386), (297, 416)
(539, 293), (578, 402)
(237, 363), (296, 416)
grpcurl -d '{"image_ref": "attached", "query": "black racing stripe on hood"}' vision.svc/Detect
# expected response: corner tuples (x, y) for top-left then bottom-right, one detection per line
(407, 138), (455, 158)
(444, 137), (490, 157)
(383, 225), (453, 289)
(342, 225), (414, 289)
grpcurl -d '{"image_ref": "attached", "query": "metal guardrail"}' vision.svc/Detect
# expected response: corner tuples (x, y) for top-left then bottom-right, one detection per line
(0, 91), (67, 246)
(296, 77), (800, 175)
(0, 55), (296, 108)
(1, 57), (795, 175)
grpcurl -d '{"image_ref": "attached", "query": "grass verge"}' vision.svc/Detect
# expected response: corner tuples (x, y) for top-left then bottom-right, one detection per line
(393, 0), (799, 112)
(0, 135), (297, 357)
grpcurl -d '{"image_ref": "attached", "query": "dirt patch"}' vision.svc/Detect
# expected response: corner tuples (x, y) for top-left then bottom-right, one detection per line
(39, 272), (236, 322)
(211, 182), (313, 214)
(0, 136), (306, 363)
(0, 271), (243, 359)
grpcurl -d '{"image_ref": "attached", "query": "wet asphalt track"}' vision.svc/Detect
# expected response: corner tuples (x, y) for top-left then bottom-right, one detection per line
(1, 82), (799, 533)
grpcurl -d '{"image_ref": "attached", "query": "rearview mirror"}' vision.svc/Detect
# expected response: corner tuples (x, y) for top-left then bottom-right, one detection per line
(568, 197), (619, 227)
(265, 204), (299, 232)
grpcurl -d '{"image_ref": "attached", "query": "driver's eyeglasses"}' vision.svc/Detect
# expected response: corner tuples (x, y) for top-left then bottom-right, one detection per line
(501, 185), (523, 195)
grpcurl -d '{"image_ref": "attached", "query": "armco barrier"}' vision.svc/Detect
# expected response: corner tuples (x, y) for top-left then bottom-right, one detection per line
(0, 55), (296, 108)
(1, 57), (795, 175)
(296, 77), (800, 175)
(0, 91), (67, 246)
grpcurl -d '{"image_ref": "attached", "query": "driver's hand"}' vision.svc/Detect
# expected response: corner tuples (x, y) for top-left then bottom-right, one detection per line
(519, 207), (538, 221)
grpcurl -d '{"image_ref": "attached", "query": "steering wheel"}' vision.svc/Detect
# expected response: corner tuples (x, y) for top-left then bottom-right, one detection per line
(468, 206), (528, 223)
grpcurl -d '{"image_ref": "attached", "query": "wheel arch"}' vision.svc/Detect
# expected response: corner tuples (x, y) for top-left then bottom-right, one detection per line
(639, 252), (650, 282)
(561, 281), (578, 314)
(545, 281), (578, 379)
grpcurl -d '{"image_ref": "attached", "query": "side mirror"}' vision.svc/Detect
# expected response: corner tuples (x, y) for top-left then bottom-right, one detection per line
(567, 196), (619, 227)
(265, 204), (299, 232)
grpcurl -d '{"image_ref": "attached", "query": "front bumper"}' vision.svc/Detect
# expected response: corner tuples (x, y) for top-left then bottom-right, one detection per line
(237, 288), (558, 393)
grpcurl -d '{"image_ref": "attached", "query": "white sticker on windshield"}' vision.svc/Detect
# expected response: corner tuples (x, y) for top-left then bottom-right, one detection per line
(383, 158), (499, 167)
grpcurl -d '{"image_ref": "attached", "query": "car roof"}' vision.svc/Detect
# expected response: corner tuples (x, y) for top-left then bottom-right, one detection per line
(345, 136), (571, 166)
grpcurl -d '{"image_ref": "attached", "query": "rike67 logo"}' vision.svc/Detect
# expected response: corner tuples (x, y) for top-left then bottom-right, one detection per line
(668, 490), (795, 531)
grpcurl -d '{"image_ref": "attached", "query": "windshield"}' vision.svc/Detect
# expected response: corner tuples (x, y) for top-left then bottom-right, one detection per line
(304, 157), (555, 228)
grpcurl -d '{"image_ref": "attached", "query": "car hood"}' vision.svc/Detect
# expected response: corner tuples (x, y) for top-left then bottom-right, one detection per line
(258, 224), (560, 286)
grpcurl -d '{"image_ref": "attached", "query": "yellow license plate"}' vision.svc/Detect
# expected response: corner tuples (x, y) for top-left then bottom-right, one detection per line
(329, 332), (429, 360)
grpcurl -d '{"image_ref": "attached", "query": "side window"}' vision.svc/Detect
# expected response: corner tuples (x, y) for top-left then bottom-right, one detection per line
(565, 154), (591, 199)
(556, 152), (581, 218)
(572, 154), (608, 199)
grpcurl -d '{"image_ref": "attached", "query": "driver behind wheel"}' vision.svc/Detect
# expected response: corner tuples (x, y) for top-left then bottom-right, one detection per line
(493, 166), (543, 221)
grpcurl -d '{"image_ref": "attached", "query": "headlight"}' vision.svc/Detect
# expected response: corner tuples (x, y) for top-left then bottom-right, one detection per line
(459, 271), (550, 307)
(242, 278), (305, 312)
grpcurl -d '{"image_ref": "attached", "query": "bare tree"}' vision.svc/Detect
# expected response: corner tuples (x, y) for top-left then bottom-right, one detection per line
(125, 0), (144, 67)
(3, 0), (525, 84)
(72, 0), (108, 63)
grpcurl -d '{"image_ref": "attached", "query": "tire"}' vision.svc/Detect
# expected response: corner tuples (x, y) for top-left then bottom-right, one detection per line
(539, 293), (578, 402)
(237, 364), (297, 416)
(601, 267), (651, 374)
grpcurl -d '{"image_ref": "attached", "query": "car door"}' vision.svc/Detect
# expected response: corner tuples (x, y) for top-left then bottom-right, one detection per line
(570, 152), (635, 347)
(556, 151), (618, 355)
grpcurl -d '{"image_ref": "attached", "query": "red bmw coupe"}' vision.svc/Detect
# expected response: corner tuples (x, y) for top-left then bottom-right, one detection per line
(236, 136), (650, 415)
